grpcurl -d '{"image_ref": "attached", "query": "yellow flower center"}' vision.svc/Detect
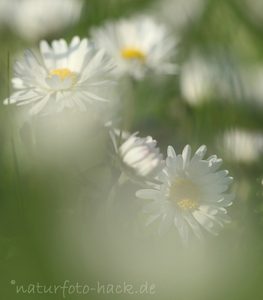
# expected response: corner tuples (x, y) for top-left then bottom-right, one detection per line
(121, 47), (146, 61)
(169, 179), (200, 210)
(177, 198), (198, 210)
(49, 68), (75, 80)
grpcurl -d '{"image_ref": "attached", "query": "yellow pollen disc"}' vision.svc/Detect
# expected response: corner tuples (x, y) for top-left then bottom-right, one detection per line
(121, 47), (146, 61)
(49, 68), (74, 80)
(169, 179), (200, 210)
(177, 198), (198, 210)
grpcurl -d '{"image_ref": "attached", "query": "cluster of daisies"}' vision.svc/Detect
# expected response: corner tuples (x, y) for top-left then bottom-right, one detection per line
(115, 132), (233, 242)
(5, 16), (177, 114)
(4, 15), (234, 243)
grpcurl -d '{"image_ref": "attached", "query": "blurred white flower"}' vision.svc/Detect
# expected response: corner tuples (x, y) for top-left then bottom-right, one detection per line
(91, 16), (177, 79)
(180, 53), (243, 105)
(180, 56), (214, 105)
(111, 130), (164, 184)
(0, 0), (83, 41)
(151, 0), (205, 32)
(4, 37), (116, 115)
(219, 129), (263, 163)
(136, 145), (233, 242)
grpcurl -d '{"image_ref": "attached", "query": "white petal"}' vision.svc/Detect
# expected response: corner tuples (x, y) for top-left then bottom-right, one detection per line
(29, 94), (51, 115)
(193, 145), (207, 160)
(167, 145), (176, 158)
(182, 144), (191, 169)
(184, 212), (203, 240)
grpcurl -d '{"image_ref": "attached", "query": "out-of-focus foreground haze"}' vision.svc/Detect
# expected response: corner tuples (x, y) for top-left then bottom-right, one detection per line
(0, 0), (263, 300)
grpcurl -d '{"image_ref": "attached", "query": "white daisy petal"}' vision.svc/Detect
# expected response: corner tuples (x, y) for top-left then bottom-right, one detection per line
(193, 210), (221, 235)
(184, 212), (203, 240)
(182, 144), (191, 169)
(29, 94), (51, 115)
(193, 145), (207, 160)
(167, 145), (176, 158)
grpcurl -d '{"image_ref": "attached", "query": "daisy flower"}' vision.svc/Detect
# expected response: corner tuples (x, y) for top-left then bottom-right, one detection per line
(219, 129), (263, 163)
(110, 130), (164, 184)
(136, 145), (234, 242)
(1, 0), (83, 41)
(180, 52), (242, 105)
(180, 55), (215, 105)
(91, 16), (177, 79)
(4, 36), (116, 115)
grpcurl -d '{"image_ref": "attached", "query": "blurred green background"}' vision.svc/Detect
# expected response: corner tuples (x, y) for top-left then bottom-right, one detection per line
(0, 0), (263, 299)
